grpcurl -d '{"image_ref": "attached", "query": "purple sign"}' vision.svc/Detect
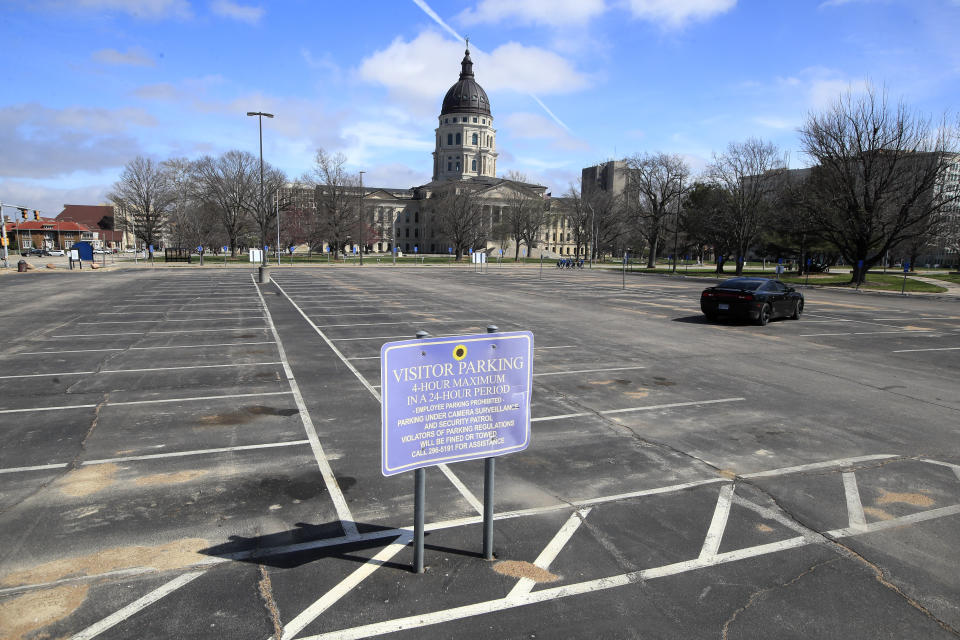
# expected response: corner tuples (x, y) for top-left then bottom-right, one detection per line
(380, 331), (533, 476)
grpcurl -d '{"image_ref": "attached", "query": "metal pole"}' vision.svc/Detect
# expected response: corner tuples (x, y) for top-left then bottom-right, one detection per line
(623, 251), (627, 289)
(358, 171), (365, 266)
(1, 207), (8, 269)
(672, 178), (681, 273)
(412, 328), (430, 573)
(276, 192), (280, 267)
(482, 324), (498, 560)
(539, 251), (543, 279)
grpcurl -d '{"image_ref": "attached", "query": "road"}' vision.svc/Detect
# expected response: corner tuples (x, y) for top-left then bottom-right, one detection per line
(1, 264), (958, 639)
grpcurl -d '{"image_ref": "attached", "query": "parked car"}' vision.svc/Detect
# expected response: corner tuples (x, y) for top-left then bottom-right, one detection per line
(93, 249), (108, 254)
(20, 248), (48, 257)
(701, 277), (804, 326)
(48, 249), (66, 256)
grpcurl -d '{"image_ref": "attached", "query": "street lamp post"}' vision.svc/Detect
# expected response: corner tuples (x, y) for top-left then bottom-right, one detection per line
(672, 177), (682, 273)
(246, 111), (274, 265)
(358, 171), (365, 266)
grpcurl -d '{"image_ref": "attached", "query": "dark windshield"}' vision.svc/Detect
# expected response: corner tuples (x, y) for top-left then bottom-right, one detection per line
(718, 278), (764, 291)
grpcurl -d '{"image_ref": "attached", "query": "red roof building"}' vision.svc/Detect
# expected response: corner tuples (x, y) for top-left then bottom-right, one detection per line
(56, 204), (124, 246)
(4, 218), (95, 251)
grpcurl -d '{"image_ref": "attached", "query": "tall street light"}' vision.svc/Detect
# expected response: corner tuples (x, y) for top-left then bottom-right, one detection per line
(358, 171), (365, 266)
(247, 111), (274, 265)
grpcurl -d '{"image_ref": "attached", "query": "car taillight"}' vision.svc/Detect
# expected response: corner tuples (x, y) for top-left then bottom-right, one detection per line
(737, 293), (753, 301)
(702, 291), (713, 297)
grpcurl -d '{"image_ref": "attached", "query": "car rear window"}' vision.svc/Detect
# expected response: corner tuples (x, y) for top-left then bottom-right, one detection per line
(718, 279), (763, 290)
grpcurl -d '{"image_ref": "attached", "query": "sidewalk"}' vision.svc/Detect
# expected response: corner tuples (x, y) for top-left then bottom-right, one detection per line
(905, 274), (960, 297)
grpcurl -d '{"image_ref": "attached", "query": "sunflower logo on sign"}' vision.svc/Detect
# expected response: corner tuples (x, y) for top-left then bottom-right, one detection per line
(452, 344), (468, 361)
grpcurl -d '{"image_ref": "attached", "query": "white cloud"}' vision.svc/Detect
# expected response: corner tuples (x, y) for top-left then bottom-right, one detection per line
(624, 0), (736, 29)
(210, 0), (263, 24)
(358, 30), (589, 116)
(0, 104), (152, 178)
(91, 47), (155, 66)
(300, 48), (341, 77)
(501, 112), (588, 150)
(71, 0), (192, 19)
(458, 0), (606, 27)
(0, 180), (113, 218)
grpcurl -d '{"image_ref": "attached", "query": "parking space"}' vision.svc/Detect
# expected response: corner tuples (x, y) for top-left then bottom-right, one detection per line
(1, 265), (958, 639)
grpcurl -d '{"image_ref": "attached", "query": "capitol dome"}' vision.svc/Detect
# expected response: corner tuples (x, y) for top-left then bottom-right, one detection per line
(440, 46), (491, 116)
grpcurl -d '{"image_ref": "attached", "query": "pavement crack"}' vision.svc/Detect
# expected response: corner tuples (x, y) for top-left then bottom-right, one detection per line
(720, 557), (840, 640)
(257, 564), (283, 640)
(829, 540), (960, 637)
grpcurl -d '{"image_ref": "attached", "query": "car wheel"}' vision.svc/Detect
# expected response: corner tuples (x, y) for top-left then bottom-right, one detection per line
(703, 311), (717, 322)
(791, 299), (803, 320)
(755, 303), (771, 326)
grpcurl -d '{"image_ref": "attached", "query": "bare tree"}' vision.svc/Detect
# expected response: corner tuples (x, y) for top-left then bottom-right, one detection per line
(624, 152), (690, 267)
(502, 171), (541, 260)
(585, 188), (625, 262)
(432, 184), (486, 261)
(707, 138), (788, 275)
(682, 181), (731, 272)
(304, 149), (358, 258)
(251, 165), (290, 259)
(109, 156), (175, 257)
(797, 86), (960, 283)
(193, 150), (259, 256)
(162, 157), (197, 249)
(564, 182), (591, 258)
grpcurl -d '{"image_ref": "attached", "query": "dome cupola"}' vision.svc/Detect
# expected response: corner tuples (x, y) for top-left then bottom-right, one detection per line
(440, 44), (491, 116)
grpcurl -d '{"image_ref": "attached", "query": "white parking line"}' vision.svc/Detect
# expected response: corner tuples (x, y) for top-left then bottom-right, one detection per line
(892, 346), (960, 353)
(533, 366), (646, 377)
(437, 464), (483, 514)
(740, 454), (897, 478)
(842, 472), (866, 529)
(529, 397), (745, 423)
(0, 361), (282, 379)
(0, 440), (311, 474)
(800, 330), (933, 337)
(0, 391), (293, 414)
(278, 534), (413, 640)
(17, 341), (276, 355)
(699, 484), (734, 559)
(295, 505), (960, 640)
(254, 276), (358, 537)
(70, 571), (205, 640)
(52, 328), (269, 337)
(78, 317), (264, 324)
(507, 509), (591, 599)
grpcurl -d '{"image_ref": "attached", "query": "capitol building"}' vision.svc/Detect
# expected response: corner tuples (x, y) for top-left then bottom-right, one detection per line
(292, 44), (581, 259)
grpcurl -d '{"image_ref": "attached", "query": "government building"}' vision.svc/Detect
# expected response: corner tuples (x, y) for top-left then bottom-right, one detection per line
(287, 43), (582, 259)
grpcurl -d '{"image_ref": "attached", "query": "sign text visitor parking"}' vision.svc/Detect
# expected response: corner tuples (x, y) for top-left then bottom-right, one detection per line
(380, 331), (533, 476)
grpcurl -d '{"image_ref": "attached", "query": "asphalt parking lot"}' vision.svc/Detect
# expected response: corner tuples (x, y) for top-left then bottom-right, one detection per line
(1, 264), (958, 639)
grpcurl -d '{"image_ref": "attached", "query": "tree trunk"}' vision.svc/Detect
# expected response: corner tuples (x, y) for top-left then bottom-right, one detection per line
(646, 236), (658, 268)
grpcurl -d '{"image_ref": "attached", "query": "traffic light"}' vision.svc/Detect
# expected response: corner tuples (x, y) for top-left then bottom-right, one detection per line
(33, 210), (40, 221)
(19, 208), (27, 220)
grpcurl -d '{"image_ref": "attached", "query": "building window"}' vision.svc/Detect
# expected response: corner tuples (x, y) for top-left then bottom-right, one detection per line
(414, 211), (419, 223)
(405, 228), (409, 237)
(448, 162), (452, 171)
(447, 133), (453, 146)
(414, 228), (419, 238)
(471, 158), (477, 171)
(482, 119), (486, 124)
(444, 118), (448, 124)
(473, 117), (477, 123)
(456, 161), (461, 171)
(472, 133), (478, 145)
(455, 133), (461, 145)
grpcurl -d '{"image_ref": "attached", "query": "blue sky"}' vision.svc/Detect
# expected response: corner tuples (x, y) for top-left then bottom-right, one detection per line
(2, 0), (959, 215)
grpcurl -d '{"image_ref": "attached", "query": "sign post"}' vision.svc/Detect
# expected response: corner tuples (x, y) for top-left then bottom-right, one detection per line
(902, 262), (910, 295)
(381, 328), (533, 572)
(856, 259), (864, 291)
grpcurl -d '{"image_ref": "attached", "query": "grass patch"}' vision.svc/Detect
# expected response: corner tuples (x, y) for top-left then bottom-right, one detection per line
(919, 273), (960, 285)
(781, 272), (946, 293)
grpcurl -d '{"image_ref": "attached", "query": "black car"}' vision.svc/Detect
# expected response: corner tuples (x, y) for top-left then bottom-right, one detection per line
(20, 248), (48, 257)
(701, 277), (804, 325)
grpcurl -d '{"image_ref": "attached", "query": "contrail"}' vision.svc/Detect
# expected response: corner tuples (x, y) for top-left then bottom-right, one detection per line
(411, 0), (573, 133)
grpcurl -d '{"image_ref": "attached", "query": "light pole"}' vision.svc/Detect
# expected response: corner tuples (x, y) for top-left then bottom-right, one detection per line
(358, 171), (365, 266)
(275, 190), (280, 266)
(587, 202), (595, 269)
(672, 177), (682, 273)
(246, 111), (274, 265)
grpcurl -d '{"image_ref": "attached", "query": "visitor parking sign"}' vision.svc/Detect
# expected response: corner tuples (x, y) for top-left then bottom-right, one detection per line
(380, 331), (533, 476)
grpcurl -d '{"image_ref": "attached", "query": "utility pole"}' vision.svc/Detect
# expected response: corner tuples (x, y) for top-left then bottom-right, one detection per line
(358, 171), (365, 266)
(0, 205), (8, 269)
